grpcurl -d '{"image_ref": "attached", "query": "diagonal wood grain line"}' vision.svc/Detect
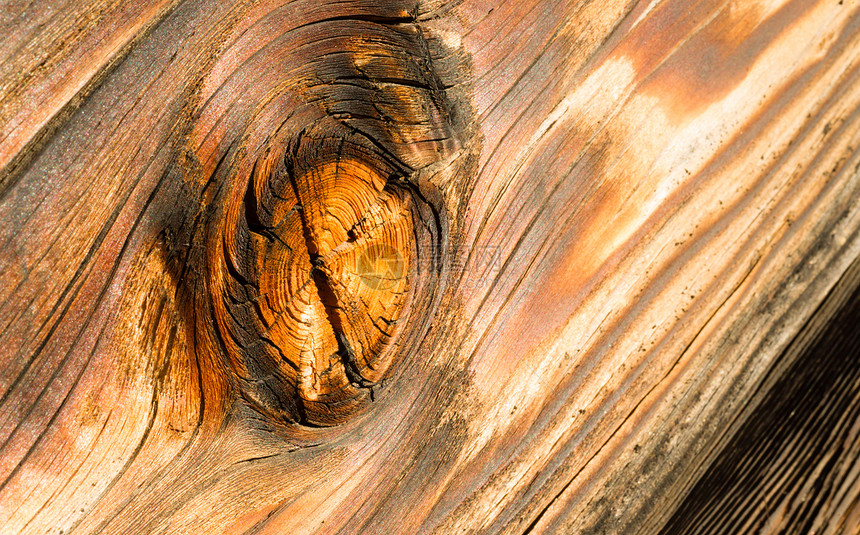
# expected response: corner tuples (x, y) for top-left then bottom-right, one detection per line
(0, 0), (184, 198)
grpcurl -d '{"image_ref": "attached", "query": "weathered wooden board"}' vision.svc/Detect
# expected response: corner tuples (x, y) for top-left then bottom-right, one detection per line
(0, 0), (859, 533)
(664, 253), (860, 533)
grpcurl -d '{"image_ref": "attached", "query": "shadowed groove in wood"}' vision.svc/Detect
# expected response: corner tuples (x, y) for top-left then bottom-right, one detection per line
(661, 251), (860, 534)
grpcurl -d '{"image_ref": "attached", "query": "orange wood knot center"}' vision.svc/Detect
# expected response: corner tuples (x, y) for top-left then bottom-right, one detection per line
(214, 134), (418, 426)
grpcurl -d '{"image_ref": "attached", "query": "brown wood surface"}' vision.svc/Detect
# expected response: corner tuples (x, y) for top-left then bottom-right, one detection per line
(1, 0), (859, 533)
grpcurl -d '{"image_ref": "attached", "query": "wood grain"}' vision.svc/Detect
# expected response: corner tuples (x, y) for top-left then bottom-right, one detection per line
(663, 252), (860, 534)
(0, 0), (859, 533)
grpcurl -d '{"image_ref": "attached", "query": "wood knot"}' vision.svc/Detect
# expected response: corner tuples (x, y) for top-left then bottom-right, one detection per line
(211, 127), (428, 426)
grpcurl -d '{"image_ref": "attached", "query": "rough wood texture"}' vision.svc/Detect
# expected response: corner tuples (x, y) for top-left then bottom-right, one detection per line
(1, 0), (859, 533)
(663, 253), (860, 533)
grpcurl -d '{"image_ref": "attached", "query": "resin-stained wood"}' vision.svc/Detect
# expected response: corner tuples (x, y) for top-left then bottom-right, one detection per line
(1, 0), (859, 533)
